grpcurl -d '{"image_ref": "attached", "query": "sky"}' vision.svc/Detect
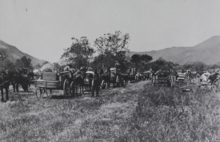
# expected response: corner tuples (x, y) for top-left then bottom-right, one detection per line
(1, 0), (220, 63)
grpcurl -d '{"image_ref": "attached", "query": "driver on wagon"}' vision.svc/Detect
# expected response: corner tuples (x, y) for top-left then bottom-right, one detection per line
(64, 63), (72, 81)
(64, 63), (71, 71)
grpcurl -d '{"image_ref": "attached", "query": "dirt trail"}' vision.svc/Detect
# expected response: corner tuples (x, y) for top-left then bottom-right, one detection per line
(0, 80), (149, 142)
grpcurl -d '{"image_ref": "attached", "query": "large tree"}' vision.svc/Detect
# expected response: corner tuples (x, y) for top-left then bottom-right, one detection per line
(130, 54), (153, 72)
(131, 54), (141, 63)
(92, 52), (115, 69)
(94, 31), (130, 71)
(61, 37), (94, 69)
(15, 56), (32, 69)
(20, 56), (32, 69)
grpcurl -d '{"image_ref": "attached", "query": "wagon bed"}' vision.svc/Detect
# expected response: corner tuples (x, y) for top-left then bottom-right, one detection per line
(35, 72), (71, 99)
(152, 70), (172, 86)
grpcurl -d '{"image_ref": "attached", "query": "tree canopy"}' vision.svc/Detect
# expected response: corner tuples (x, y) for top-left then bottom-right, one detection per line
(130, 54), (153, 72)
(61, 36), (95, 69)
(93, 31), (130, 71)
(15, 56), (33, 69)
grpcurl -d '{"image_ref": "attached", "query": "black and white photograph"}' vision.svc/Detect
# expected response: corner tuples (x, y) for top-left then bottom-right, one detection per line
(1, 0), (220, 141)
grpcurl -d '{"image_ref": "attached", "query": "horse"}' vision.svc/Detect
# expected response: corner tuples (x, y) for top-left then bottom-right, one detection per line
(128, 68), (136, 83)
(71, 71), (84, 96)
(27, 70), (35, 86)
(11, 69), (30, 92)
(0, 71), (10, 102)
(208, 73), (219, 85)
(121, 73), (129, 85)
(109, 71), (122, 87)
(100, 71), (110, 89)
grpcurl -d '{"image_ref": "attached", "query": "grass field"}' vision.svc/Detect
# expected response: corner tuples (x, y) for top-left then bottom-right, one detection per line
(0, 81), (220, 142)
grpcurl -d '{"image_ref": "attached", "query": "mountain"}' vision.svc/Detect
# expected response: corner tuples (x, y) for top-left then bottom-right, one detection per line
(128, 36), (220, 65)
(0, 39), (46, 66)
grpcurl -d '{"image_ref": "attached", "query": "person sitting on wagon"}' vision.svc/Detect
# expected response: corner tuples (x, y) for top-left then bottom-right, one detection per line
(64, 63), (71, 72)
(80, 66), (86, 78)
(63, 63), (73, 82)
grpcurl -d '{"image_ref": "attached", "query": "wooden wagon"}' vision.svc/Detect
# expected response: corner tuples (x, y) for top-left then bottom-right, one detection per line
(152, 71), (171, 87)
(35, 71), (72, 99)
(110, 67), (122, 87)
(180, 78), (215, 92)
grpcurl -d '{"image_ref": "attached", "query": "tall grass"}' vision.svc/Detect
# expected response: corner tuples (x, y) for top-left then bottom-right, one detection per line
(0, 82), (143, 142)
(0, 81), (219, 142)
(127, 86), (220, 142)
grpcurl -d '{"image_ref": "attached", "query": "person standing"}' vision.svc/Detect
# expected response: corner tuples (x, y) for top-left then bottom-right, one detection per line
(92, 69), (100, 97)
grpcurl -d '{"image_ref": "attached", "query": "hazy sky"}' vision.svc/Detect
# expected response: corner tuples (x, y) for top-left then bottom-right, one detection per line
(1, 0), (220, 62)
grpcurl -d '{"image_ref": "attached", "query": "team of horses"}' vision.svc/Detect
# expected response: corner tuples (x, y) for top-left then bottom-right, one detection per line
(63, 68), (146, 95)
(3, 67), (218, 102)
(0, 69), (34, 102)
(0, 67), (147, 102)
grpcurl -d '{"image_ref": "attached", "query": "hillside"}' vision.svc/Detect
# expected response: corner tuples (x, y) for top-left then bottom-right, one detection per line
(128, 36), (220, 65)
(0, 40), (46, 66)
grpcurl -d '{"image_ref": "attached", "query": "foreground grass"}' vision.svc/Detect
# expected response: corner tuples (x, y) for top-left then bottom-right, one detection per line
(0, 82), (145, 142)
(130, 85), (220, 142)
(0, 81), (220, 142)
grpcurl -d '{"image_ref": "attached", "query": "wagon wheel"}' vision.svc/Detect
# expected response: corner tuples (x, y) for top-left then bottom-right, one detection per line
(63, 79), (70, 96)
(211, 84), (218, 93)
(35, 87), (42, 99)
(45, 89), (53, 99)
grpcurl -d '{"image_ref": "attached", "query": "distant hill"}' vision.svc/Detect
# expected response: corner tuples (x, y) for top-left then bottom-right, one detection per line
(0, 39), (46, 66)
(128, 36), (220, 65)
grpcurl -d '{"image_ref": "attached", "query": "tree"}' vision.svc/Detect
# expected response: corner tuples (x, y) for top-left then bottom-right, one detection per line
(20, 56), (32, 69)
(193, 62), (206, 72)
(61, 36), (94, 69)
(15, 56), (32, 69)
(146, 58), (177, 72)
(94, 31), (130, 71)
(15, 59), (25, 69)
(140, 54), (153, 63)
(131, 54), (141, 63)
(92, 51), (115, 69)
(95, 31), (129, 55)
(130, 54), (153, 72)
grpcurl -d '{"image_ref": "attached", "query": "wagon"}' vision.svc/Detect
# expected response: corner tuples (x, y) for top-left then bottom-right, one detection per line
(180, 78), (214, 92)
(143, 71), (151, 80)
(83, 71), (94, 90)
(70, 71), (95, 95)
(177, 72), (186, 83)
(110, 67), (123, 87)
(35, 71), (72, 99)
(152, 70), (171, 87)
